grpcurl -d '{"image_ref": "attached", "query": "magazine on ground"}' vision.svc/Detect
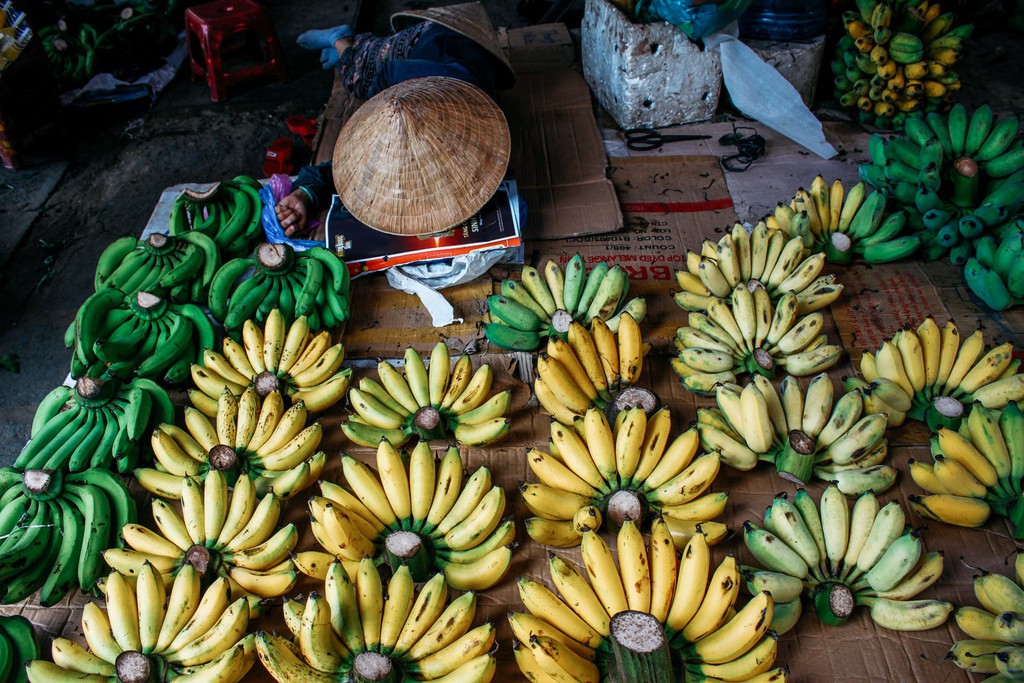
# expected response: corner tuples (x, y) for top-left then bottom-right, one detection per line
(325, 179), (524, 278)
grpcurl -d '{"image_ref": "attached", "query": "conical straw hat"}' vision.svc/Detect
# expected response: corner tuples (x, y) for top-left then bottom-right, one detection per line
(391, 1), (515, 89)
(332, 77), (511, 236)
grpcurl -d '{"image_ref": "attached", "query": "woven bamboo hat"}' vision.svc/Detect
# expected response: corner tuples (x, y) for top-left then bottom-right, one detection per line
(391, 1), (516, 89)
(332, 76), (511, 236)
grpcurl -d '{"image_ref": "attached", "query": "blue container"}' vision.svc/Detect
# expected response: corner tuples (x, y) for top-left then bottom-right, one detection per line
(738, 0), (829, 40)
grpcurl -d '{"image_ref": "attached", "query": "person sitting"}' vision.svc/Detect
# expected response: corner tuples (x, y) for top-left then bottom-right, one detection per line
(276, 2), (515, 238)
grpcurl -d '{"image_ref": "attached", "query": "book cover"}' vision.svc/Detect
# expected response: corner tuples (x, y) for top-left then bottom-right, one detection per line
(326, 180), (523, 277)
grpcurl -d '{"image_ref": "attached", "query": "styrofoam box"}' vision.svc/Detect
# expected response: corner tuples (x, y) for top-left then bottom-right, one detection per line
(581, 0), (722, 129)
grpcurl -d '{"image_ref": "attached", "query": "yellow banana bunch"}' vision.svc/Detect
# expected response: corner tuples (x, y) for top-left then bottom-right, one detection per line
(535, 313), (652, 424)
(743, 486), (951, 634)
(512, 518), (787, 682)
(858, 317), (1024, 431)
(27, 563), (256, 683)
(484, 253), (646, 352)
(299, 442), (513, 592)
(907, 402), (1024, 538)
(673, 221), (842, 313)
(673, 284), (843, 395)
(258, 558), (497, 682)
(948, 556), (1024, 678)
(189, 309), (351, 415)
(523, 405), (728, 550)
(104, 471), (298, 605)
(135, 387), (325, 500)
(341, 342), (511, 448)
(696, 374), (896, 494)
(833, 0), (972, 130)
(768, 176), (919, 265)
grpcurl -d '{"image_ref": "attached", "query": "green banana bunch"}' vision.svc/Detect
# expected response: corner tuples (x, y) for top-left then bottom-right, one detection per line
(208, 243), (350, 334)
(0, 465), (136, 602)
(27, 564), (256, 683)
(484, 252), (646, 351)
(37, 20), (98, 86)
(513, 519), (787, 683)
(298, 442), (514, 592)
(673, 220), (843, 312)
(948, 556), (1024, 680)
(696, 373), (896, 493)
(858, 317), (1024, 431)
(766, 176), (919, 264)
(964, 220), (1024, 310)
(342, 341), (510, 448)
(135, 386), (325, 501)
(0, 616), (38, 683)
(906, 402), (1024, 538)
(260, 560), (497, 683)
(859, 105), (1024, 265)
(168, 176), (265, 259)
(522, 405), (729, 550)
(16, 376), (173, 474)
(187, 309), (351, 416)
(65, 289), (216, 383)
(104, 471), (299, 606)
(672, 284), (843, 394)
(94, 230), (220, 304)
(742, 486), (951, 634)
(833, 0), (973, 130)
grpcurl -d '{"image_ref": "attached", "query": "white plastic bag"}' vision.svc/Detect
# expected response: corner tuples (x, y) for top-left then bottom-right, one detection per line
(704, 23), (837, 159)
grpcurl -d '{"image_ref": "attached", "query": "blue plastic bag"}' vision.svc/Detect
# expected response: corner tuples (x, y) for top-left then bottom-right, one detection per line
(258, 184), (323, 251)
(635, 0), (755, 40)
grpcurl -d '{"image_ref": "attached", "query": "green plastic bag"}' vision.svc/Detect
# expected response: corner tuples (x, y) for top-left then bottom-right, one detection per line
(635, 0), (755, 40)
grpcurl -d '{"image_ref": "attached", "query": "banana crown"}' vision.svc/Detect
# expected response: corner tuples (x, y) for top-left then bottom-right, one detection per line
(259, 559), (497, 683)
(483, 253), (646, 352)
(110, 471), (299, 601)
(343, 342), (510, 448)
(697, 373), (894, 494)
(514, 518), (782, 682)
(859, 318), (1024, 432)
(141, 388), (324, 502)
(908, 402), (1024, 536)
(30, 563), (256, 683)
(306, 444), (513, 592)
(534, 313), (648, 426)
(742, 486), (951, 635)
(523, 406), (728, 551)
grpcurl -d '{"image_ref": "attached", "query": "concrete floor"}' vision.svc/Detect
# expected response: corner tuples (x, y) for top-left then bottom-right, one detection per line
(0, 2), (1021, 463)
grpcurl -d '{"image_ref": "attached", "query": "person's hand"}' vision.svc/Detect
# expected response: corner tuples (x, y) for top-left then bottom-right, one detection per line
(275, 190), (311, 237)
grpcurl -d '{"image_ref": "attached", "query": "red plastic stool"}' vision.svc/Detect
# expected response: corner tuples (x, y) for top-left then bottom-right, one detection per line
(185, 0), (288, 102)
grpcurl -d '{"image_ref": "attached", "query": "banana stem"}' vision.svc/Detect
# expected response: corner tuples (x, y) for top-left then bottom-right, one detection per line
(813, 582), (855, 627)
(22, 469), (62, 500)
(115, 650), (152, 683)
(949, 158), (980, 208)
(256, 242), (294, 273)
(384, 531), (434, 582)
(775, 431), (816, 484)
(413, 407), (447, 441)
(255, 371), (281, 396)
(825, 232), (854, 265)
(352, 652), (400, 683)
(608, 611), (674, 683)
(185, 544), (216, 578)
(74, 377), (115, 408)
(605, 490), (644, 530)
(208, 444), (239, 472)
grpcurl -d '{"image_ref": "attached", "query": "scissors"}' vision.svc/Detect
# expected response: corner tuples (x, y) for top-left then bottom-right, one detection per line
(624, 127), (712, 151)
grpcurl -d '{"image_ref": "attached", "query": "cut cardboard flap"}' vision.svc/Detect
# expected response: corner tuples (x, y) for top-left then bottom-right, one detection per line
(498, 26), (622, 241)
